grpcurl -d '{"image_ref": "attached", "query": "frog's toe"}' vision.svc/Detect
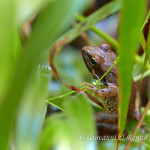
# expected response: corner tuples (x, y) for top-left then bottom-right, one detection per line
(84, 87), (98, 93)
(81, 82), (96, 88)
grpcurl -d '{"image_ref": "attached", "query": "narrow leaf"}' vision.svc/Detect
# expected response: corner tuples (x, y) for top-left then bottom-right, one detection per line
(141, 28), (150, 80)
(118, 0), (145, 138)
(139, 31), (146, 52)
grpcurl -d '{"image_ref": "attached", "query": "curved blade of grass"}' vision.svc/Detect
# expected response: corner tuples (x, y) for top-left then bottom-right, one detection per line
(118, 0), (145, 139)
(139, 11), (150, 53)
(0, 0), (87, 149)
(141, 10), (150, 31)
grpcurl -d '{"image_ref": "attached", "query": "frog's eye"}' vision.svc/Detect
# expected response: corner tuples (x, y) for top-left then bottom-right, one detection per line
(90, 57), (97, 65)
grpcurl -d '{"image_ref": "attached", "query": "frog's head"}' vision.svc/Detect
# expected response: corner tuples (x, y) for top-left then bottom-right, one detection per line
(82, 44), (117, 80)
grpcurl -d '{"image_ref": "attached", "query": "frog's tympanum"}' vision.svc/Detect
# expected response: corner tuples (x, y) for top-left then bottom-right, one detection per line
(81, 44), (140, 137)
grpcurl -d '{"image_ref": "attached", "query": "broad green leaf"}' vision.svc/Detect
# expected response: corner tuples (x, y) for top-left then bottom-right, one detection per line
(0, 0), (17, 149)
(15, 70), (49, 150)
(0, 0), (16, 103)
(0, 0), (87, 149)
(64, 94), (96, 136)
(118, 0), (145, 137)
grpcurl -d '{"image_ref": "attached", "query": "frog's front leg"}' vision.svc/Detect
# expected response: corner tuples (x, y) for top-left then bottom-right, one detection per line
(82, 82), (118, 110)
(82, 82), (118, 98)
(95, 111), (128, 137)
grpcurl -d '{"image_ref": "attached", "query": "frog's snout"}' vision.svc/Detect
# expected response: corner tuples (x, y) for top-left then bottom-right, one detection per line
(82, 46), (93, 55)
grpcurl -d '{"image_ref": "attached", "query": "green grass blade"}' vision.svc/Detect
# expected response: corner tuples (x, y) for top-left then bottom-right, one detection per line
(96, 56), (120, 84)
(139, 31), (146, 52)
(141, 10), (150, 30)
(141, 29), (150, 80)
(118, 0), (145, 137)
(139, 11), (150, 52)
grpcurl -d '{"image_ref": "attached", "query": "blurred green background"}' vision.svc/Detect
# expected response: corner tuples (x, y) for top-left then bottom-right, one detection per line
(0, 0), (150, 150)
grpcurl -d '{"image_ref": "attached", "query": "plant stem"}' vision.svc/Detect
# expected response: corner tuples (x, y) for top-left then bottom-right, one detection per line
(96, 56), (120, 84)
(75, 13), (119, 51)
(47, 86), (87, 101)
(141, 10), (150, 30)
(47, 91), (76, 101)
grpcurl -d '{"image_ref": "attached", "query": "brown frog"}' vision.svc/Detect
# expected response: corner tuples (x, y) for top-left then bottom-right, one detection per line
(81, 44), (140, 137)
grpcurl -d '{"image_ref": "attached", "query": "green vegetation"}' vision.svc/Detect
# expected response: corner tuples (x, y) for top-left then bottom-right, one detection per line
(0, 0), (149, 150)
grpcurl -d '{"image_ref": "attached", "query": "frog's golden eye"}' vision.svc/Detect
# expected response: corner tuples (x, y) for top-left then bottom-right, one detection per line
(90, 57), (97, 65)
